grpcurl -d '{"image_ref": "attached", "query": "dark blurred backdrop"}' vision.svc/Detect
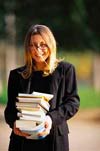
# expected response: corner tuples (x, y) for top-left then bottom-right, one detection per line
(0, 0), (100, 50)
(0, 0), (100, 103)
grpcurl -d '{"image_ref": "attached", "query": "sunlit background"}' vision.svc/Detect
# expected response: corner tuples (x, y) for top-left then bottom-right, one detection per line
(0, 0), (100, 151)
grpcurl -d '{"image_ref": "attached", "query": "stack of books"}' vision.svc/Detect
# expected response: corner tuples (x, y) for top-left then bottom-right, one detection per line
(16, 91), (53, 139)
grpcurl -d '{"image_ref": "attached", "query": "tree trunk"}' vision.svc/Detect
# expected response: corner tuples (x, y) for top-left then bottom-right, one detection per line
(93, 54), (100, 91)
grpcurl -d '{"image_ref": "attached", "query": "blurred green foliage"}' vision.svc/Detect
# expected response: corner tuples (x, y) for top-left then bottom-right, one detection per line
(0, 86), (7, 105)
(79, 85), (100, 108)
(0, 85), (100, 109)
(1, 50), (99, 109)
(0, 0), (100, 51)
(0, 0), (100, 109)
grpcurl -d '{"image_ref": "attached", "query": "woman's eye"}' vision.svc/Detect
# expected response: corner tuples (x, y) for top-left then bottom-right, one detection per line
(40, 44), (45, 47)
(40, 43), (48, 48)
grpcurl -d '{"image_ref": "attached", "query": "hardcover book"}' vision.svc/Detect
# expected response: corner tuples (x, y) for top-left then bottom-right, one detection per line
(16, 119), (37, 129)
(16, 91), (54, 139)
(21, 121), (46, 140)
(16, 91), (52, 111)
(18, 91), (53, 102)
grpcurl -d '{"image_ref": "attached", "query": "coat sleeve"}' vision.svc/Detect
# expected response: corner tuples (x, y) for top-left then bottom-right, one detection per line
(4, 70), (19, 128)
(47, 64), (80, 125)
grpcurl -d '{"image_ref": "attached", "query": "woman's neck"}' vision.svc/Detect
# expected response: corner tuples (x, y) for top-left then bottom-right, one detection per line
(34, 62), (47, 71)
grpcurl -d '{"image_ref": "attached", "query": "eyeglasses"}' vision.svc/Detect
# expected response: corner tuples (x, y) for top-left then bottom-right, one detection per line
(29, 42), (48, 50)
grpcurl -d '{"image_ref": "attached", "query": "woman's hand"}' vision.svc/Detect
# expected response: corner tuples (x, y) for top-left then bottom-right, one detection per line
(38, 115), (52, 137)
(13, 122), (30, 137)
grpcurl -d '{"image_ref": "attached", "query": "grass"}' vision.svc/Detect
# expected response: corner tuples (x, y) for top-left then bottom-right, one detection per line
(0, 85), (100, 109)
(79, 85), (100, 109)
(0, 86), (7, 105)
(57, 50), (100, 108)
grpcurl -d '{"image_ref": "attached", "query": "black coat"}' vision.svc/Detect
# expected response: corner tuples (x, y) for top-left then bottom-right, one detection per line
(4, 61), (80, 151)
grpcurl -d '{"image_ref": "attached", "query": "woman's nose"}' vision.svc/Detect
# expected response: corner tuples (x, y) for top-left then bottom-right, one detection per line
(37, 47), (43, 54)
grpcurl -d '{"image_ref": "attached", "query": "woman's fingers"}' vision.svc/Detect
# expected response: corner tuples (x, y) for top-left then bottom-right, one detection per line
(14, 127), (30, 137)
(38, 128), (50, 137)
(38, 115), (52, 137)
(13, 122), (30, 137)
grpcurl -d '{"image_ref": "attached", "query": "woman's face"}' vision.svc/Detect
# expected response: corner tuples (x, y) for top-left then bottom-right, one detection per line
(29, 34), (50, 63)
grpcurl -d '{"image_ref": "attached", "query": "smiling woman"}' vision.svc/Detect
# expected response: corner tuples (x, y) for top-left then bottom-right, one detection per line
(4, 24), (80, 151)
(29, 34), (50, 68)
(23, 24), (58, 78)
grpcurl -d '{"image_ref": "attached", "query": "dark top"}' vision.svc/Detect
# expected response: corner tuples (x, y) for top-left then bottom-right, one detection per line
(4, 61), (80, 151)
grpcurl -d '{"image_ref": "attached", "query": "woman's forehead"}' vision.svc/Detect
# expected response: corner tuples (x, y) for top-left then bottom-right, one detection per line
(30, 34), (45, 43)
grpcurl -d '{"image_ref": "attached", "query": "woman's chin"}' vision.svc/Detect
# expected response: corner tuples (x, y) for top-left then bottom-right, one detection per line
(33, 56), (46, 63)
(34, 58), (45, 63)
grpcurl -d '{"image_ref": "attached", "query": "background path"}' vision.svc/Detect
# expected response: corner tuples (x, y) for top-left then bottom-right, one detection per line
(68, 109), (100, 151)
(0, 104), (100, 151)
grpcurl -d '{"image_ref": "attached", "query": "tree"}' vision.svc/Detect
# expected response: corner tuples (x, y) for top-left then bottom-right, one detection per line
(0, 0), (100, 51)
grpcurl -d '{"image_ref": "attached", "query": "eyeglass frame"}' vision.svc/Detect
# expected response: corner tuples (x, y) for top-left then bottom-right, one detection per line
(29, 42), (48, 50)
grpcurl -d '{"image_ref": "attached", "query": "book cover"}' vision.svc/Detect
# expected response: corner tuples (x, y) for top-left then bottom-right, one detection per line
(17, 96), (45, 102)
(16, 91), (53, 139)
(20, 106), (47, 114)
(16, 106), (41, 111)
(16, 102), (39, 107)
(16, 98), (50, 111)
(18, 113), (46, 122)
(32, 91), (54, 101)
(20, 107), (46, 116)
(20, 121), (46, 140)
(16, 119), (37, 129)
(18, 91), (54, 102)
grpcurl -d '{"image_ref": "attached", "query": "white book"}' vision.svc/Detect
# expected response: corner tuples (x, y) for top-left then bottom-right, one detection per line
(16, 98), (50, 111)
(20, 121), (46, 140)
(16, 102), (39, 107)
(20, 121), (44, 132)
(19, 113), (46, 123)
(18, 91), (54, 102)
(21, 107), (46, 116)
(16, 104), (46, 112)
(17, 97), (45, 102)
(16, 106), (41, 111)
(32, 91), (54, 101)
(16, 120), (37, 129)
